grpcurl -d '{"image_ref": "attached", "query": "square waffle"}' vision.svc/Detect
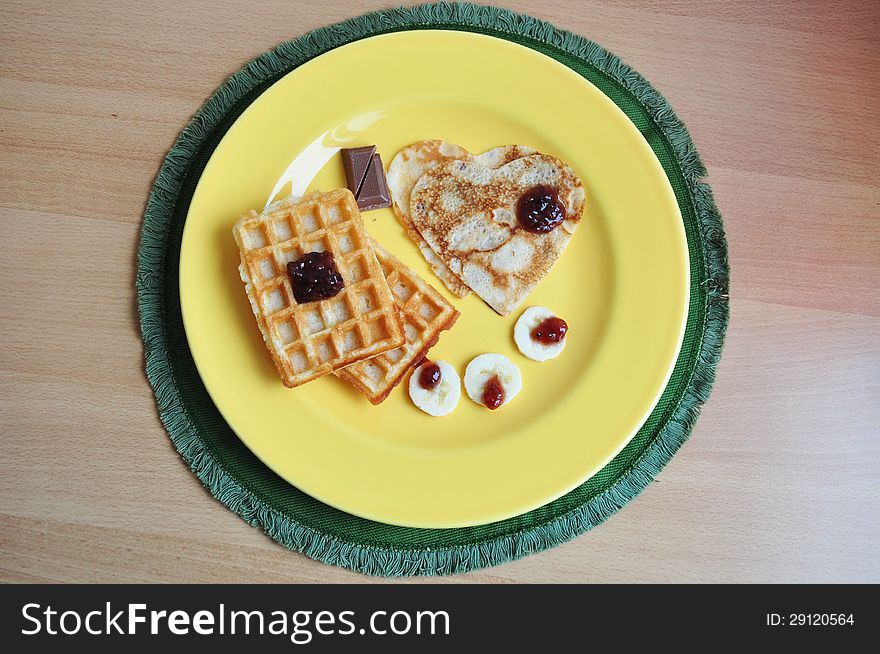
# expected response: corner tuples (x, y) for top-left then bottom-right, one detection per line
(336, 241), (460, 404)
(233, 190), (405, 388)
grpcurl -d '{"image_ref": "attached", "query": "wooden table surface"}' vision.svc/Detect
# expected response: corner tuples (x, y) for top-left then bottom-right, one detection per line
(2, 0), (878, 584)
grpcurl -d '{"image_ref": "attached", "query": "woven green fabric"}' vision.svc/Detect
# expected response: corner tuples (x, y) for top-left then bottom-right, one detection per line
(137, 2), (729, 576)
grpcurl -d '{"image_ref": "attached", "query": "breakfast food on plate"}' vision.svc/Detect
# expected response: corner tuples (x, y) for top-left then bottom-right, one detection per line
(410, 153), (585, 316)
(341, 145), (391, 211)
(386, 140), (536, 298)
(335, 240), (459, 404)
(514, 306), (569, 362)
(235, 139), (580, 407)
(464, 353), (522, 410)
(233, 189), (404, 388)
(342, 146), (374, 195)
(387, 140), (470, 298)
(408, 360), (461, 416)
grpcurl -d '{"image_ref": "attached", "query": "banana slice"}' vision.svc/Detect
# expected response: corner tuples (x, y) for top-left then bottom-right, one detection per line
(514, 306), (568, 362)
(464, 353), (522, 410)
(408, 360), (461, 416)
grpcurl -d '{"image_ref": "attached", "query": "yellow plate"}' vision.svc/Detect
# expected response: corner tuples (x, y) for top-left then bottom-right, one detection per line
(180, 31), (688, 528)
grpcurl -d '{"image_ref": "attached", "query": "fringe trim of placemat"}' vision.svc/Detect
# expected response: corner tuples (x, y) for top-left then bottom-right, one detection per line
(137, 2), (729, 576)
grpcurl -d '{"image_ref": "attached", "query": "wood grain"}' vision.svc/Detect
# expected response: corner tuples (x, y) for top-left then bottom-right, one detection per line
(1, 0), (878, 583)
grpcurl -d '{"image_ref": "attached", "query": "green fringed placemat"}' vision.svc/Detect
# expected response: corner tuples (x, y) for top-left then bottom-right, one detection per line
(137, 2), (728, 576)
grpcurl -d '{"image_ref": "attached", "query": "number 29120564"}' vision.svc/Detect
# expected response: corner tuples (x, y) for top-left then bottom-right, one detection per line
(766, 614), (854, 627)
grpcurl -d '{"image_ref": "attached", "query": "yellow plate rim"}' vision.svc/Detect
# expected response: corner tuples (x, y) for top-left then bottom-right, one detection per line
(179, 30), (689, 528)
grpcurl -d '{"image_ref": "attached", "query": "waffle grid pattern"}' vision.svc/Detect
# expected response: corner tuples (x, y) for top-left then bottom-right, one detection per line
(336, 241), (459, 404)
(233, 190), (403, 387)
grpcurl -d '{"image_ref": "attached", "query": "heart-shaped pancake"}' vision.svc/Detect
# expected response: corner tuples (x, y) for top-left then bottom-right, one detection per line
(410, 153), (585, 315)
(387, 141), (535, 298)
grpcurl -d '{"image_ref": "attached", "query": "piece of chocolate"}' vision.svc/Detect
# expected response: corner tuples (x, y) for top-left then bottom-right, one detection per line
(341, 145), (376, 198)
(356, 153), (391, 211)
